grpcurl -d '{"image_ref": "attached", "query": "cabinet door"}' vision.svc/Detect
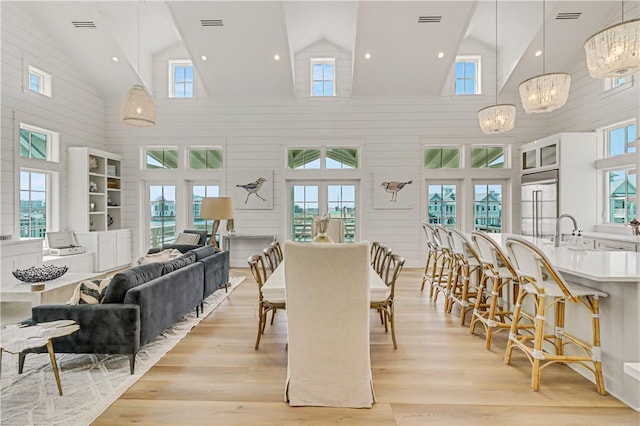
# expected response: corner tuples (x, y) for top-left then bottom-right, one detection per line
(595, 239), (637, 251)
(116, 231), (132, 267)
(97, 233), (117, 271)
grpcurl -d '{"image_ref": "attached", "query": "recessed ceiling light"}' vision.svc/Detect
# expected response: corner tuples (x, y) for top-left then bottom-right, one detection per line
(364, 52), (371, 60)
(437, 52), (444, 59)
(111, 56), (119, 62)
(535, 50), (542, 57)
(274, 54), (280, 61)
(201, 55), (208, 61)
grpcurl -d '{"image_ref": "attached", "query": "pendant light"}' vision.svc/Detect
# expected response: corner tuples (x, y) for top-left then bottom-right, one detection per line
(518, 0), (571, 114)
(584, 0), (640, 79)
(121, 1), (156, 127)
(478, 0), (516, 134)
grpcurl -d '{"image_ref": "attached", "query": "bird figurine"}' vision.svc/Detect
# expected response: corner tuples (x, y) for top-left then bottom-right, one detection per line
(236, 177), (267, 204)
(381, 180), (412, 202)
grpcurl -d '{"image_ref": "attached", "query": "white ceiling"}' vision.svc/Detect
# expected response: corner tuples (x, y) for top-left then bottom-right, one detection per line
(21, 1), (636, 100)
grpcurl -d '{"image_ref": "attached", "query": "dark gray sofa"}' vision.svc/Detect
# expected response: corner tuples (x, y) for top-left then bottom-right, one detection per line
(23, 247), (229, 374)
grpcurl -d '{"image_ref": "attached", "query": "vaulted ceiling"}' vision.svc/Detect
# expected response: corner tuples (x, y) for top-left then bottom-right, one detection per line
(21, 1), (633, 100)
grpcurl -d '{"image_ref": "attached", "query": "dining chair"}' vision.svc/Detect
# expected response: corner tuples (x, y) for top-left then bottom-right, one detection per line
(270, 241), (284, 262)
(283, 241), (375, 407)
(370, 241), (381, 267)
(447, 229), (482, 326)
(420, 223), (445, 297)
(263, 246), (280, 274)
(370, 253), (405, 349)
(504, 236), (608, 394)
(373, 245), (392, 278)
(432, 226), (455, 306)
(311, 217), (345, 243)
(247, 254), (285, 350)
(469, 231), (517, 350)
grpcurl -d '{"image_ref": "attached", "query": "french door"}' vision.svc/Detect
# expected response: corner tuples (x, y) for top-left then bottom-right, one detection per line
(289, 181), (358, 242)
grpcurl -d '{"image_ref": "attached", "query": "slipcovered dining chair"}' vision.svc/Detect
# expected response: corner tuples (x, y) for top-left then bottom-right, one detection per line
(284, 241), (375, 407)
(504, 236), (608, 394)
(247, 254), (285, 350)
(469, 231), (518, 350)
(311, 217), (345, 243)
(370, 253), (405, 349)
(447, 229), (482, 326)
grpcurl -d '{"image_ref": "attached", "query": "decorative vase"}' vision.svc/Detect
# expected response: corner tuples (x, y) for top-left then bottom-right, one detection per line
(312, 232), (334, 243)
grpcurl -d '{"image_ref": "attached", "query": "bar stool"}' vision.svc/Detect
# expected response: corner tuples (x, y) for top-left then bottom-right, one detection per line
(447, 229), (482, 325)
(469, 231), (517, 350)
(432, 226), (455, 307)
(420, 223), (445, 298)
(504, 236), (608, 394)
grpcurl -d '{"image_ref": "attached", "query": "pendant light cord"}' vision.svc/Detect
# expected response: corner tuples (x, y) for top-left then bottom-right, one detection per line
(542, 0), (546, 74)
(495, 0), (498, 105)
(137, 1), (140, 79)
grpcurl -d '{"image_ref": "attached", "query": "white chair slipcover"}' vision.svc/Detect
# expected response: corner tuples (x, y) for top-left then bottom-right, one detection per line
(283, 241), (375, 407)
(311, 218), (345, 243)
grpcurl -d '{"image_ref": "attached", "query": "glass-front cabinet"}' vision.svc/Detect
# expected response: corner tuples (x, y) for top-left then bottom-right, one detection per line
(521, 139), (558, 172)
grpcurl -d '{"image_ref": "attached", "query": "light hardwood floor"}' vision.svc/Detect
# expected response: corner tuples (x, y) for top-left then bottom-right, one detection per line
(94, 268), (639, 425)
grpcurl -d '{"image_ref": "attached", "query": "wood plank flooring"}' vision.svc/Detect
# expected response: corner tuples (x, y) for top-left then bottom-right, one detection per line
(93, 268), (639, 425)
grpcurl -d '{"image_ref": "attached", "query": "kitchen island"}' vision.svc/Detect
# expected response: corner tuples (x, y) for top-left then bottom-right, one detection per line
(488, 233), (640, 411)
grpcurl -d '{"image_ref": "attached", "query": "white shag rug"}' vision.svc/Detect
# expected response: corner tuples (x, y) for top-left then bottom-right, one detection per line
(0, 276), (245, 426)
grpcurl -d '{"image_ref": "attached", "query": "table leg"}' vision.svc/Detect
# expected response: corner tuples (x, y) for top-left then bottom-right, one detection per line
(46, 340), (63, 396)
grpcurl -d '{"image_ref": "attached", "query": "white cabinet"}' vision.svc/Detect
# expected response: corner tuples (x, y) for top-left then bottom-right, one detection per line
(76, 229), (132, 272)
(68, 147), (123, 233)
(0, 239), (43, 283)
(43, 252), (94, 273)
(595, 239), (638, 251)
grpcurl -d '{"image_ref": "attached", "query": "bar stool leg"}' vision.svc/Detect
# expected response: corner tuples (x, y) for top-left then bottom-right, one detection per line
(505, 288), (527, 365)
(591, 296), (606, 395)
(46, 340), (63, 396)
(555, 299), (566, 356)
(531, 294), (546, 392)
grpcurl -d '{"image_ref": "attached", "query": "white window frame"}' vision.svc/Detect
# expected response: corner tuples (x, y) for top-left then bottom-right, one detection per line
(604, 120), (637, 158)
(142, 146), (179, 170)
(168, 59), (194, 98)
(18, 168), (60, 240)
(470, 145), (508, 169)
(286, 146), (359, 170)
(186, 146), (224, 170)
(604, 74), (633, 92)
(190, 182), (220, 230)
(454, 55), (482, 95)
(19, 123), (60, 163)
(471, 180), (507, 233)
(426, 181), (460, 228)
(603, 167), (636, 224)
(310, 57), (336, 97)
(28, 65), (52, 97)
(424, 146), (462, 169)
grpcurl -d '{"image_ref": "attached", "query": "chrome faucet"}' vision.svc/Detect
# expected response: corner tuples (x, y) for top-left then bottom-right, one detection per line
(554, 214), (578, 247)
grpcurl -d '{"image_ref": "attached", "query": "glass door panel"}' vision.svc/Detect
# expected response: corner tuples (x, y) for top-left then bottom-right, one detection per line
(291, 185), (319, 242)
(149, 185), (176, 248)
(474, 183), (503, 233)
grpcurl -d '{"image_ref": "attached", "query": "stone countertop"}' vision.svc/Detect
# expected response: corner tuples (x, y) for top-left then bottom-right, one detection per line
(578, 231), (640, 244)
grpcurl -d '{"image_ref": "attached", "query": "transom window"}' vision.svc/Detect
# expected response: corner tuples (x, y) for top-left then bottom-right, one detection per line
(20, 170), (48, 238)
(145, 148), (178, 169)
(19, 124), (59, 162)
(28, 65), (52, 97)
(188, 147), (223, 169)
(606, 122), (636, 157)
(607, 169), (637, 224)
(288, 147), (358, 170)
(455, 56), (481, 95)
(604, 75), (632, 91)
(169, 60), (194, 98)
(424, 147), (461, 169)
(427, 183), (457, 228)
(310, 58), (336, 97)
(471, 146), (505, 168)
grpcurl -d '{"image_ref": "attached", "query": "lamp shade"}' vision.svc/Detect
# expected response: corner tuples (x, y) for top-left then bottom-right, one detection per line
(518, 73), (571, 113)
(584, 18), (640, 79)
(121, 84), (156, 127)
(200, 197), (234, 220)
(478, 104), (517, 135)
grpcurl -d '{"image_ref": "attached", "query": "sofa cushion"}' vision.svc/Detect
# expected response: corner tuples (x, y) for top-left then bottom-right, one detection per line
(67, 277), (112, 305)
(137, 248), (183, 265)
(103, 262), (164, 304)
(162, 252), (196, 274)
(188, 245), (217, 261)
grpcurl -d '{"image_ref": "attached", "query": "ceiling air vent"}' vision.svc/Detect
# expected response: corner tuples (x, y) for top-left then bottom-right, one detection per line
(418, 16), (442, 23)
(201, 19), (223, 27)
(72, 21), (96, 28)
(556, 12), (581, 20)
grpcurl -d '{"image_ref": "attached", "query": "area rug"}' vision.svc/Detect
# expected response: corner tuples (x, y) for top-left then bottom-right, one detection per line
(0, 276), (245, 426)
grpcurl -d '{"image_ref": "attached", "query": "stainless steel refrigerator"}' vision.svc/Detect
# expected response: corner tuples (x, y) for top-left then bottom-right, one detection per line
(521, 170), (558, 239)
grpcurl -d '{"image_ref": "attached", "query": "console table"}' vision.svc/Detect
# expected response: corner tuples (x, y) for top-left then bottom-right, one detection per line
(222, 235), (277, 267)
(0, 271), (101, 307)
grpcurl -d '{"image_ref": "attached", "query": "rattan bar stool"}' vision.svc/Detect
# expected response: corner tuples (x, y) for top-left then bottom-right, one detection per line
(469, 231), (518, 349)
(432, 226), (455, 307)
(420, 223), (446, 298)
(447, 229), (482, 325)
(504, 236), (608, 394)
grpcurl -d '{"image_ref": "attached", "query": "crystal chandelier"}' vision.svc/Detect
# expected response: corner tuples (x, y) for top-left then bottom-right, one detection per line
(584, 0), (640, 79)
(121, 1), (156, 127)
(519, 0), (571, 114)
(478, 0), (516, 134)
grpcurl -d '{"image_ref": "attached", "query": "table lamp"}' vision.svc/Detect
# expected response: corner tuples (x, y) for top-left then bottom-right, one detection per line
(199, 197), (234, 250)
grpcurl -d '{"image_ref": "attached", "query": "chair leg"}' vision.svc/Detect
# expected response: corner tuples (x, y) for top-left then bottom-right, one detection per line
(530, 294), (546, 392)
(270, 309), (277, 325)
(555, 299), (565, 356)
(389, 304), (397, 349)
(46, 340), (63, 396)
(591, 296), (606, 395)
(255, 306), (264, 350)
(505, 289), (526, 365)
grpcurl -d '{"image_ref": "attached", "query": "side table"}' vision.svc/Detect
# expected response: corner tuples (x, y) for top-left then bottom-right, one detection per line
(0, 320), (79, 395)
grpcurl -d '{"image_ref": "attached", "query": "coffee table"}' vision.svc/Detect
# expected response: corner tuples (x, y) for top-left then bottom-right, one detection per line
(0, 320), (79, 395)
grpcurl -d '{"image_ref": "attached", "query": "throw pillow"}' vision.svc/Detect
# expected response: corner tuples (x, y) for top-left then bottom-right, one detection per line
(67, 277), (112, 305)
(173, 232), (201, 245)
(137, 248), (183, 265)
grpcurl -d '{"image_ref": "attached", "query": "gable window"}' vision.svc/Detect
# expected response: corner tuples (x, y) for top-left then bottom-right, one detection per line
(326, 148), (358, 169)
(19, 124), (59, 162)
(145, 148), (178, 169)
(20, 170), (48, 238)
(310, 58), (335, 97)
(606, 121), (636, 157)
(287, 147), (359, 169)
(188, 147), (223, 169)
(455, 56), (481, 95)
(28, 65), (52, 97)
(607, 169), (636, 224)
(169, 60), (194, 98)
(471, 146), (505, 168)
(424, 147), (461, 169)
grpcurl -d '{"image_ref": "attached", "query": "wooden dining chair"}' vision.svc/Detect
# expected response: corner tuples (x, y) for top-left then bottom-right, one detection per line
(247, 254), (285, 350)
(370, 241), (381, 267)
(374, 245), (392, 278)
(270, 241), (284, 262)
(370, 253), (405, 349)
(263, 246), (280, 274)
